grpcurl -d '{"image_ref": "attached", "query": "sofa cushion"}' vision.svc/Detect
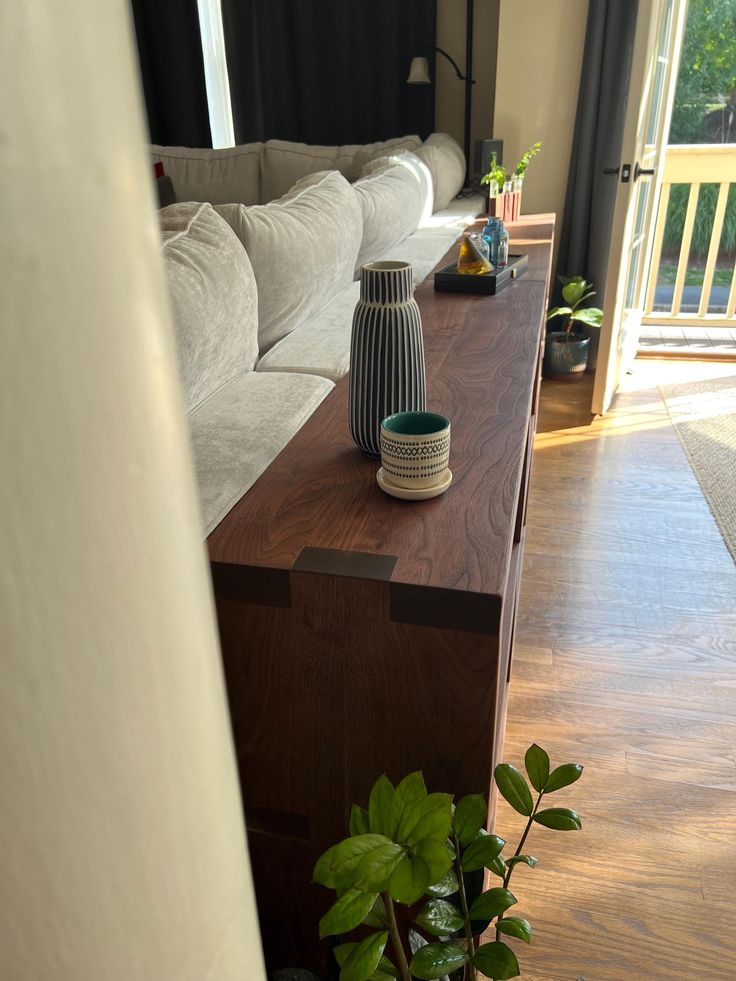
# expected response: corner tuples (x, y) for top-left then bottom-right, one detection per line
(363, 150), (434, 225)
(352, 162), (424, 276)
(260, 137), (424, 202)
(256, 281), (360, 383)
(151, 144), (262, 206)
(216, 171), (362, 355)
(189, 371), (334, 536)
(351, 135), (423, 176)
(160, 202), (259, 413)
(415, 133), (466, 210)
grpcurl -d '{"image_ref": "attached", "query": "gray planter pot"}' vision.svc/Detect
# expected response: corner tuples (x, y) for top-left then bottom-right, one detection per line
(348, 260), (426, 455)
(543, 331), (590, 381)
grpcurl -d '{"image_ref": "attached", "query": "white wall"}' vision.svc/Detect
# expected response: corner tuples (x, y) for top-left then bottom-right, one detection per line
(494, 0), (587, 240)
(0, 2), (266, 979)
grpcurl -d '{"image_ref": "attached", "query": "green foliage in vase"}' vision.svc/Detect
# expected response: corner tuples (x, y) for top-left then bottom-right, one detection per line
(479, 152), (506, 191)
(313, 745), (583, 981)
(512, 142), (542, 179)
(547, 276), (604, 341)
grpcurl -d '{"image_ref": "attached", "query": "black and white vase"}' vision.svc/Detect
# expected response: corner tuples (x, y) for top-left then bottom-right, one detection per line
(348, 260), (427, 456)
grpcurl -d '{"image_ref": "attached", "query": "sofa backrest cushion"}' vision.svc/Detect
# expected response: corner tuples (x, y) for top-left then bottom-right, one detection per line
(363, 150), (434, 224)
(351, 135), (423, 177)
(151, 144), (263, 206)
(261, 141), (343, 203)
(261, 135), (423, 202)
(353, 159), (426, 277)
(216, 170), (363, 354)
(160, 202), (259, 413)
(415, 133), (466, 211)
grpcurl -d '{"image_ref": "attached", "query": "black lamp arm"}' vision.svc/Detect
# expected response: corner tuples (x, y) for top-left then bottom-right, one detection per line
(419, 43), (475, 83)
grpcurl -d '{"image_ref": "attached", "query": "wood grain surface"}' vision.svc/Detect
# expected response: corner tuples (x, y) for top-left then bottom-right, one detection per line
(495, 360), (736, 981)
(208, 224), (554, 605)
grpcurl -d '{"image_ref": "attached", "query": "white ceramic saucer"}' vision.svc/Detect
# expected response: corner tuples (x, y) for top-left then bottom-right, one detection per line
(376, 467), (453, 500)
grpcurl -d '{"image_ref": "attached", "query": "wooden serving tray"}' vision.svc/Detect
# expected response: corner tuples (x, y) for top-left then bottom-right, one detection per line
(434, 252), (528, 295)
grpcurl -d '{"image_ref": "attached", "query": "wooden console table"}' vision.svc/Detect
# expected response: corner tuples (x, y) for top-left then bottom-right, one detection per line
(208, 215), (555, 973)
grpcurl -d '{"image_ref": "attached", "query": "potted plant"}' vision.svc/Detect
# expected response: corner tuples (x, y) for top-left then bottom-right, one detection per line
(313, 743), (583, 981)
(544, 276), (603, 381)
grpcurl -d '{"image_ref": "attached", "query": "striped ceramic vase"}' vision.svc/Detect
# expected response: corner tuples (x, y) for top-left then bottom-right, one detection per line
(349, 260), (427, 456)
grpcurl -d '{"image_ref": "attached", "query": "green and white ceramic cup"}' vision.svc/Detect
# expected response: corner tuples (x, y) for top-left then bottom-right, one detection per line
(380, 411), (451, 489)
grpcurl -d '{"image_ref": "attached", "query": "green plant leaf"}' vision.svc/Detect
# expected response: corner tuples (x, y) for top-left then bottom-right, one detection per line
(414, 837), (452, 884)
(505, 854), (537, 870)
(410, 943), (469, 980)
(468, 887), (517, 920)
(368, 775), (396, 837)
(453, 794), (488, 845)
(571, 307), (603, 327)
(426, 870), (459, 898)
(486, 854), (506, 878)
(415, 898), (464, 936)
(544, 763), (584, 793)
(533, 807), (582, 831)
(317, 834), (396, 890)
(354, 842), (407, 891)
(473, 941), (520, 980)
(363, 893), (389, 929)
(524, 744), (550, 793)
(339, 931), (389, 981)
(496, 916), (532, 944)
(335, 946), (399, 981)
(387, 772), (427, 840)
(319, 889), (379, 937)
(388, 853), (431, 905)
(546, 305), (572, 321)
(562, 280), (588, 306)
(494, 764), (534, 817)
(314, 844), (338, 887)
(400, 793), (453, 845)
(350, 804), (370, 836)
(461, 833), (505, 872)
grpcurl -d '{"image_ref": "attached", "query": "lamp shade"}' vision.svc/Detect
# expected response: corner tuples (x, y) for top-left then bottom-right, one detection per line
(406, 56), (431, 84)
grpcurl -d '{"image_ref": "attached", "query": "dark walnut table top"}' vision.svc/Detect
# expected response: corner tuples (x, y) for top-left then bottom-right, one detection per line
(208, 215), (555, 604)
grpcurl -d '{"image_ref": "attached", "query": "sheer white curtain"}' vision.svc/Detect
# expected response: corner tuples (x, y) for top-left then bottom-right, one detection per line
(197, 0), (235, 147)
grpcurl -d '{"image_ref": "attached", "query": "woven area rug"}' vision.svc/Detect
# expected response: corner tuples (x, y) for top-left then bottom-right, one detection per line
(659, 373), (736, 562)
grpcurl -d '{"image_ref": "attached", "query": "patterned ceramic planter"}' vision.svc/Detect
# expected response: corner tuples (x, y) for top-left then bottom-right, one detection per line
(543, 331), (590, 381)
(349, 260), (427, 455)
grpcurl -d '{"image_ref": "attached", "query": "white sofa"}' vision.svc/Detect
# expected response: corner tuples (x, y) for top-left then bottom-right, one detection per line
(156, 134), (484, 536)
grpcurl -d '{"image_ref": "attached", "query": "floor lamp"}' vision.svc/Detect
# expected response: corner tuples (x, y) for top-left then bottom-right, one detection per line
(407, 0), (475, 187)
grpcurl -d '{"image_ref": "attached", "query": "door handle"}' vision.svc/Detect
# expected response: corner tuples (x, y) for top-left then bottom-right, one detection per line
(634, 162), (656, 180)
(602, 164), (631, 182)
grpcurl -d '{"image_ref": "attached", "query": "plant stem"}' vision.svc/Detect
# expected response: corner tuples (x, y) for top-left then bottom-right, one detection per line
(496, 791), (544, 940)
(454, 835), (478, 981)
(384, 892), (412, 981)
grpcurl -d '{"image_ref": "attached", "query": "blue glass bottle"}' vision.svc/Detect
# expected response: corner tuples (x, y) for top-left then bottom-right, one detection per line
(482, 217), (499, 266)
(497, 221), (510, 268)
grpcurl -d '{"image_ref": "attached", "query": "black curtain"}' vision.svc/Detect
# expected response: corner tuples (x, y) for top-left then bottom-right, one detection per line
(555, 0), (639, 324)
(130, 0), (212, 147)
(222, 0), (436, 145)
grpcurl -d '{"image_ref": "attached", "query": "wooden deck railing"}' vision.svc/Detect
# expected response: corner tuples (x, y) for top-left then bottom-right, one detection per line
(643, 144), (736, 327)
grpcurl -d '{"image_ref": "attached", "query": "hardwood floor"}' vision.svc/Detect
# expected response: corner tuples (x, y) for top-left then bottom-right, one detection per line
(497, 359), (736, 980)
